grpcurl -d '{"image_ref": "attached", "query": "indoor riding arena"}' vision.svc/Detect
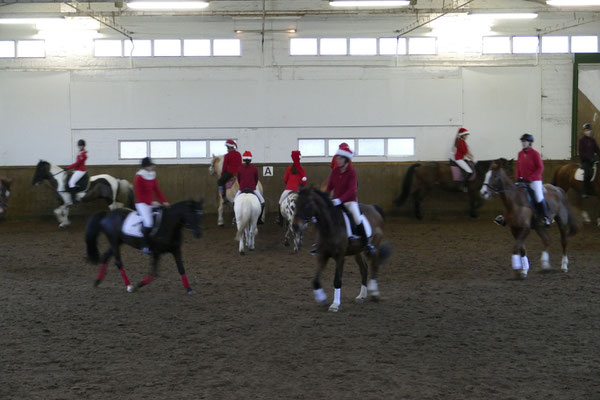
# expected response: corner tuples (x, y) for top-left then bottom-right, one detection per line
(1, 1), (600, 399)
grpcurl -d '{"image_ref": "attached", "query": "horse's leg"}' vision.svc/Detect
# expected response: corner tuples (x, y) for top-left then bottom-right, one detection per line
(535, 226), (552, 271)
(110, 244), (133, 292)
(218, 197), (224, 227)
(329, 256), (345, 312)
(293, 227), (301, 254)
(468, 188), (480, 218)
(354, 254), (369, 303)
(511, 227), (530, 279)
(283, 222), (291, 247)
(94, 248), (113, 288)
(557, 221), (569, 272)
(172, 248), (194, 295)
(312, 254), (328, 305)
(413, 185), (430, 220)
(137, 253), (160, 290)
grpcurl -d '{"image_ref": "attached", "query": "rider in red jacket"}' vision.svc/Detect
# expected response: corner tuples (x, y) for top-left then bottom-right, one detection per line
(276, 150), (308, 225)
(516, 133), (550, 227)
(234, 151), (265, 224)
(64, 139), (88, 204)
(217, 139), (242, 203)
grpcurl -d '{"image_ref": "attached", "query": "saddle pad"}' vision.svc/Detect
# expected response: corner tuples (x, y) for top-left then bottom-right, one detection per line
(122, 212), (144, 237)
(575, 166), (597, 182)
(342, 213), (372, 239)
(451, 166), (476, 182)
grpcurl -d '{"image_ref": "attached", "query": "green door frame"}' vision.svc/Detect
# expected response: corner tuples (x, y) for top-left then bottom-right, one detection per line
(572, 53), (600, 159)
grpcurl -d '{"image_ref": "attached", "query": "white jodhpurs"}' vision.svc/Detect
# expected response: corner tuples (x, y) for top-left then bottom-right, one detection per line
(68, 170), (86, 188)
(454, 159), (473, 174)
(135, 203), (154, 228)
(343, 201), (361, 225)
(527, 180), (545, 203)
(235, 189), (265, 204)
(279, 189), (293, 204)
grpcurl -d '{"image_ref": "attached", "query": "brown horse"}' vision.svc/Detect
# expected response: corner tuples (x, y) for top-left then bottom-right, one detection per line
(396, 159), (511, 220)
(552, 161), (600, 225)
(480, 161), (578, 279)
(0, 176), (13, 218)
(292, 188), (391, 312)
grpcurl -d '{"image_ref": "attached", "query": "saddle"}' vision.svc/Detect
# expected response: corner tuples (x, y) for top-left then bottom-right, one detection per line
(516, 181), (546, 225)
(575, 161), (598, 182)
(68, 172), (89, 193)
(122, 208), (164, 238)
(339, 207), (372, 239)
(449, 160), (476, 182)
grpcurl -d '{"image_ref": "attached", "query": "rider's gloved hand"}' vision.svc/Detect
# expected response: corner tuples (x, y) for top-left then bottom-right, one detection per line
(494, 214), (506, 226)
(331, 198), (342, 206)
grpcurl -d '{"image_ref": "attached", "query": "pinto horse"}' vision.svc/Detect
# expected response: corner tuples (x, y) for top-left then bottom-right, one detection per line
(234, 192), (261, 255)
(209, 155), (264, 227)
(32, 160), (134, 228)
(293, 188), (391, 312)
(85, 200), (204, 295)
(0, 176), (13, 219)
(280, 191), (302, 253)
(396, 159), (511, 220)
(480, 161), (578, 279)
(552, 162), (600, 225)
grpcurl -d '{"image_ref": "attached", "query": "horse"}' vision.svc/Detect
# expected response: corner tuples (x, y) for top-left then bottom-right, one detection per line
(280, 191), (302, 253)
(552, 161), (600, 226)
(32, 160), (134, 228)
(209, 155), (264, 227)
(395, 159), (511, 220)
(234, 192), (261, 255)
(85, 200), (204, 295)
(292, 188), (391, 312)
(480, 161), (578, 279)
(0, 176), (13, 219)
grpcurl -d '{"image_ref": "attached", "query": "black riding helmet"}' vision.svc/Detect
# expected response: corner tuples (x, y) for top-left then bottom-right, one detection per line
(520, 133), (534, 143)
(77, 139), (86, 147)
(583, 123), (592, 130)
(141, 157), (155, 168)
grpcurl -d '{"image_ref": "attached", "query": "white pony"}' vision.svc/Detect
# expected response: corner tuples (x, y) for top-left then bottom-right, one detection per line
(209, 155), (264, 227)
(280, 191), (302, 253)
(234, 192), (261, 255)
(32, 160), (134, 228)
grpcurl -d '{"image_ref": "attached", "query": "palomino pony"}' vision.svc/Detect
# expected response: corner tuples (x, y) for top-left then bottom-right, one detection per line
(552, 162), (600, 225)
(0, 176), (13, 219)
(32, 160), (134, 228)
(480, 161), (578, 279)
(293, 188), (391, 312)
(396, 159), (511, 220)
(85, 200), (204, 295)
(209, 155), (264, 226)
(234, 191), (261, 255)
(280, 191), (302, 253)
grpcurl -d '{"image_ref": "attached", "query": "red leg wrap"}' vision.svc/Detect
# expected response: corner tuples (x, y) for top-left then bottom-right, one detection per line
(141, 275), (155, 286)
(119, 269), (131, 286)
(181, 274), (190, 289)
(97, 264), (108, 281)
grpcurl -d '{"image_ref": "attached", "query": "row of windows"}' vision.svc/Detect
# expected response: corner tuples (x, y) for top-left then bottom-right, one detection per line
(119, 138), (415, 160)
(483, 35), (598, 54)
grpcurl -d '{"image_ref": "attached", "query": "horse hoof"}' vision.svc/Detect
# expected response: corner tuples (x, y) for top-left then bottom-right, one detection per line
(354, 296), (366, 304)
(284, 241), (290, 247)
(240, 251), (245, 256)
(561, 266), (568, 273)
(218, 224), (224, 228)
(126, 285), (134, 293)
(370, 294), (380, 302)
(93, 279), (101, 288)
(187, 288), (195, 295)
(328, 304), (339, 312)
(541, 264), (551, 271)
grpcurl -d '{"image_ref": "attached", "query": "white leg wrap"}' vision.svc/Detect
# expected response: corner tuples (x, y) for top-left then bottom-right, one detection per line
(521, 256), (530, 273)
(314, 288), (327, 303)
(333, 288), (341, 306)
(356, 285), (367, 301)
(561, 255), (568, 272)
(511, 254), (522, 270)
(541, 251), (551, 270)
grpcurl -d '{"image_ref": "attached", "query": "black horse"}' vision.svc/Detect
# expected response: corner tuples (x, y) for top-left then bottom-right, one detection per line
(0, 176), (13, 218)
(292, 188), (391, 312)
(395, 159), (512, 220)
(85, 200), (204, 295)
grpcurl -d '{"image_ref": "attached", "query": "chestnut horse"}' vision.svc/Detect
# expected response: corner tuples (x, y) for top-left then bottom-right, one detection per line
(480, 161), (578, 279)
(292, 188), (391, 312)
(552, 162), (600, 225)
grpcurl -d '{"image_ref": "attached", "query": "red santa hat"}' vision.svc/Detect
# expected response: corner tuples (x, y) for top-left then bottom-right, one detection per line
(457, 128), (469, 137)
(225, 139), (238, 149)
(242, 150), (252, 161)
(335, 142), (353, 160)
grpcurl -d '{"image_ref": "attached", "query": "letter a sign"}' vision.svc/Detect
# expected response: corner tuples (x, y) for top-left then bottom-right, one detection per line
(263, 166), (274, 177)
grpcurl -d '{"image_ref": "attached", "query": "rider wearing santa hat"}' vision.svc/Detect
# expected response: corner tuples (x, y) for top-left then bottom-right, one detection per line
(217, 139), (242, 203)
(234, 150), (265, 224)
(276, 150), (308, 225)
(325, 142), (375, 255)
(452, 127), (475, 183)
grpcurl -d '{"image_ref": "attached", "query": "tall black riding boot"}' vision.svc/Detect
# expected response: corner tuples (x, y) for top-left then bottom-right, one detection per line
(536, 200), (551, 227)
(141, 227), (153, 255)
(357, 223), (376, 255)
(257, 203), (265, 225)
(69, 187), (79, 204)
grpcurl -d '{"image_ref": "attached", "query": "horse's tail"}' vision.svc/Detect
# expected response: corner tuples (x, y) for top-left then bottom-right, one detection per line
(377, 242), (393, 264)
(551, 166), (561, 186)
(85, 211), (107, 264)
(234, 196), (258, 241)
(373, 204), (385, 221)
(118, 179), (135, 209)
(395, 164), (420, 206)
(564, 197), (580, 236)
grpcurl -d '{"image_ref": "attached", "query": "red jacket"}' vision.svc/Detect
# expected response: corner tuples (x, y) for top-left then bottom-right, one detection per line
(66, 151), (87, 172)
(326, 165), (357, 203)
(222, 151), (242, 176)
(237, 164), (258, 191)
(516, 147), (544, 182)
(134, 170), (167, 205)
(284, 166), (306, 191)
(454, 139), (469, 160)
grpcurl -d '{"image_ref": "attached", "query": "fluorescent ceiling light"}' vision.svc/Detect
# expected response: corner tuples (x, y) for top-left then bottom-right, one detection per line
(0, 18), (63, 25)
(127, 1), (209, 10)
(330, 1), (410, 7)
(469, 13), (538, 19)
(547, 0), (600, 5)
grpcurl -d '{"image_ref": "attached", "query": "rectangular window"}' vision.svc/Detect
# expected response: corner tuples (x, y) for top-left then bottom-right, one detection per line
(320, 38), (347, 55)
(209, 140), (228, 156)
(298, 139), (325, 157)
(541, 36), (569, 53)
(150, 141), (177, 158)
(124, 39), (152, 57)
(328, 139), (354, 156)
(16, 40), (45, 58)
(358, 139), (385, 156)
(213, 39), (241, 56)
(120, 141), (148, 159)
(94, 40), (122, 57)
(482, 36), (511, 54)
(408, 37), (436, 55)
(349, 38), (377, 56)
(184, 39), (211, 56)
(512, 36), (539, 54)
(379, 37), (407, 55)
(0, 41), (15, 58)
(290, 38), (318, 55)
(571, 36), (598, 53)
(180, 141), (207, 158)
(154, 39), (181, 57)
(388, 138), (415, 157)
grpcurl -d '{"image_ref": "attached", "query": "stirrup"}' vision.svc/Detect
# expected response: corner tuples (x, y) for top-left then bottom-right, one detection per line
(141, 247), (152, 255)
(365, 242), (376, 255)
(543, 217), (551, 227)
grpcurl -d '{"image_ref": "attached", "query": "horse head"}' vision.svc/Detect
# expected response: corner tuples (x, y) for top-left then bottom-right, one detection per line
(293, 187), (335, 233)
(480, 160), (510, 199)
(32, 160), (51, 186)
(208, 154), (222, 177)
(182, 199), (204, 239)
